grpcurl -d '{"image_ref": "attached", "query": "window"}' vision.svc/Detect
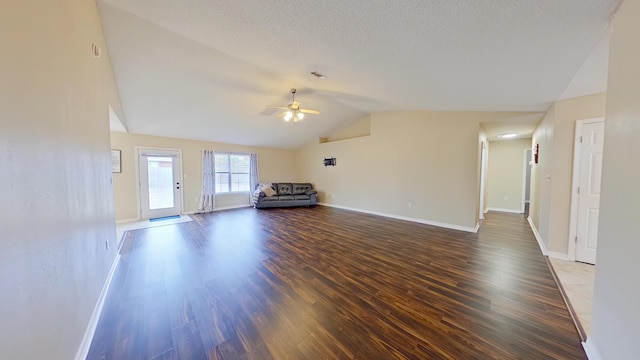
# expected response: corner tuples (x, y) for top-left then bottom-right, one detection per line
(215, 153), (250, 193)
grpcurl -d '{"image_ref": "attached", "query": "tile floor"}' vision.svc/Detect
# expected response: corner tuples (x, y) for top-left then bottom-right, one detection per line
(549, 258), (596, 335)
(115, 215), (193, 247)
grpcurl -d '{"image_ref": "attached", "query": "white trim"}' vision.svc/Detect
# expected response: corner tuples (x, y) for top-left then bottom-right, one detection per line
(583, 338), (604, 360)
(479, 139), (487, 220)
(521, 148), (529, 213)
(527, 216), (547, 255)
(487, 207), (522, 214)
(74, 252), (121, 360)
(319, 203), (479, 233)
(184, 204), (252, 215)
(547, 251), (570, 260)
(568, 117), (605, 262)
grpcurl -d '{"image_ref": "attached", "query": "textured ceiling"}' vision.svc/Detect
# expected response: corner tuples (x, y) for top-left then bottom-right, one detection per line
(98, 0), (619, 149)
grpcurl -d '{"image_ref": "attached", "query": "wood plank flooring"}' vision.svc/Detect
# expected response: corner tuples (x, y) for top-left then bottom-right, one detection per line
(87, 207), (585, 359)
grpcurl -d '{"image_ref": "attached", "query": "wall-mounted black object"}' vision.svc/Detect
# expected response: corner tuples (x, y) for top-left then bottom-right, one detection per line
(323, 157), (336, 166)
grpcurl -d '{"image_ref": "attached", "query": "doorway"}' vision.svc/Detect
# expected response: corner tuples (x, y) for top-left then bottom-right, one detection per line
(523, 149), (532, 214)
(568, 118), (605, 264)
(138, 147), (183, 220)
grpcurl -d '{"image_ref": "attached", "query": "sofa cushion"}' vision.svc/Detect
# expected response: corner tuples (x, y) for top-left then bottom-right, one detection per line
(292, 183), (313, 195)
(294, 195), (310, 200)
(262, 196), (279, 201)
(278, 195), (294, 201)
(276, 183), (293, 195)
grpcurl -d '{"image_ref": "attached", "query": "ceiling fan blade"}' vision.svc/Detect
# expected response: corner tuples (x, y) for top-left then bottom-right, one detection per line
(300, 108), (320, 115)
(267, 105), (289, 110)
(274, 112), (288, 118)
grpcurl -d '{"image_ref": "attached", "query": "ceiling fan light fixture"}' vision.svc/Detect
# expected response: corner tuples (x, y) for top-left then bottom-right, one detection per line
(297, 112), (304, 120)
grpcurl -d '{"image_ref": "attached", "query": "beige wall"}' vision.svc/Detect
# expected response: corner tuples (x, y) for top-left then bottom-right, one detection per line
(0, 0), (121, 358)
(486, 138), (532, 212)
(529, 93), (606, 254)
(590, 0), (640, 358)
(323, 115), (371, 142)
(296, 111), (531, 231)
(110, 132), (297, 220)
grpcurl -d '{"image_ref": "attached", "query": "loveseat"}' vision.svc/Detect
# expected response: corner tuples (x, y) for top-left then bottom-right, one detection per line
(252, 183), (318, 209)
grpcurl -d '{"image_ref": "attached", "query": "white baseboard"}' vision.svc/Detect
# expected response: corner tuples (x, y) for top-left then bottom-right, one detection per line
(547, 251), (570, 260)
(486, 207), (522, 214)
(74, 252), (121, 360)
(215, 204), (251, 211)
(189, 204), (251, 214)
(583, 338), (603, 360)
(319, 203), (479, 233)
(527, 216), (547, 255)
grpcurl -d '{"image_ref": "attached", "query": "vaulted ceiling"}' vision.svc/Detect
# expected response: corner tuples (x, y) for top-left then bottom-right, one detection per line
(98, 0), (619, 149)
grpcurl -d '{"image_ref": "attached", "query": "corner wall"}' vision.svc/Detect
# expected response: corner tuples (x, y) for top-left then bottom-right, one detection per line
(110, 132), (297, 220)
(296, 111), (532, 231)
(590, 0), (640, 357)
(486, 138), (532, 213)
(0, 0), (122, 358)
(529, 93), (606, 255)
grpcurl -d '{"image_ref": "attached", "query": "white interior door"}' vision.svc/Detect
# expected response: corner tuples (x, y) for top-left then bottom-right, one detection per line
(139, 148), (182, 220)
(575, 121), (605, 264)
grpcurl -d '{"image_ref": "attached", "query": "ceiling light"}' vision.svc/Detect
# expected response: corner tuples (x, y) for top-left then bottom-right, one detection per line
(310, 71), (328, 79)
(297, 112), (304, 120)
(499, 133), (518, 138)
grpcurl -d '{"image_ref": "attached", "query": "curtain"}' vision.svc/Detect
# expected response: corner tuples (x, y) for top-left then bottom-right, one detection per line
(196, 150), (216, 213)
(249, 153), (259, 192)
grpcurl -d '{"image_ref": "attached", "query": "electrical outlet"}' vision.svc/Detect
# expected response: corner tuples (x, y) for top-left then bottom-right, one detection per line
(503, 196), (509, 201)
(408, 202), (412, 208)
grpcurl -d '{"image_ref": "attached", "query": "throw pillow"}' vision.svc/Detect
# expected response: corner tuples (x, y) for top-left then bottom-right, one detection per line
(261, 184), (277, 197)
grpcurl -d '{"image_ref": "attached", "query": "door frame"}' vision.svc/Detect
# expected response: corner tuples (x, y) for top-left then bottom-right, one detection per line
(479, 140), (487, 220)
(520, 148), (531, 214)
(567, 117), (604, 261)
(136, 146), (184, 220)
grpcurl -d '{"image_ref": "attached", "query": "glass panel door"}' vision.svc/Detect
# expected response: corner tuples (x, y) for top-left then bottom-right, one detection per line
(139, 149), (182, 220)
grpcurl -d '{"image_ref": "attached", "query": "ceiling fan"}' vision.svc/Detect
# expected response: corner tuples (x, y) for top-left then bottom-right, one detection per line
(268, 88), (320, 122)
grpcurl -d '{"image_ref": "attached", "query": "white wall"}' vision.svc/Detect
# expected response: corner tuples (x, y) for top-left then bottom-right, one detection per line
(110, 132), (297, 220)
(0, 0), (121, 358)
(590, 0), (640, 358)
(486, 138), (531, 212)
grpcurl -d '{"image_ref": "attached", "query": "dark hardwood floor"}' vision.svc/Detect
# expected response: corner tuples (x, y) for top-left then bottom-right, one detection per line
(87, 207), (585, 359)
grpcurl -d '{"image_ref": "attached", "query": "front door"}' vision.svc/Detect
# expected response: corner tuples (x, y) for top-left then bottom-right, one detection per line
(139, 148), (182, 220)
(575, 120), (605, 264)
